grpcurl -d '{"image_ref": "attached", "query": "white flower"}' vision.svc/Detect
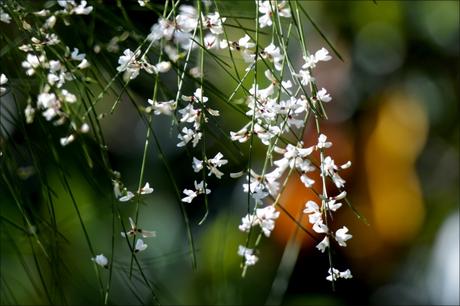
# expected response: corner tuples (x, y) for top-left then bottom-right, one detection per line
(204, 34), (219, 49)
(22, 54), (46, 76)
(60, 134), (75, 146)
(230, 125), (250, 143)
(261, 43), (283, 71)
(181, 189), (197, 203)
(312, 221), (329, 234)
(229, 171), (245, 179)
(80, 123), (90, 133)
(243, 178), (268, 200)
(29, 33), (59, 46)
(42, 108), (59, 121)
(341, 161), (352, 169)
(302, 47), (332, 69)
(148, 18), (174, 42)
(74, 1), (93, 15)
(326, 199), (342, 212)
(258, 1), (290, 28)
(244, 253), (258, 266)
(192, 157), (203, 173)
(117, 49), (141, 80)
(297, 69), (314, 86)
(316, 88), (332, 103)
(209, 152), (228, 167)
(43, 15), (56, 29)
(118, 191), (135, 202)
(57, 1), (70, 8)
(121, 217), (156, 238)
(61, 89), (77, 103)
(239, 214), (258, 232)
(194, 180), (211, 195)
(303, 200), (321, 224)
(204, 12), (225, 35)
(112, 180), (122, 198)
(189, 67), (202, 78)
(59, 0), (93, 15)
(334, 191), (347, 201)
(138, 0), (150, 6)
(175, 6), (198, 33)
(281, 80), (292, 93)
(308, 211), (322, 226)
(258, 1), (273, 28)
(177, 127), (201, 147)
(339, 269), (353, 279)
(274, 144), (314, 172)
(326, 268), (352, 281)
(155, 61), (171, 73)
(238, 34), (256, 49)
(134, 239), (148, 253)
(253, 123), (280, 146)
(71, 48), (86, 61)
(316, 236), (329, 253)
(300, 174), (315, 188)
(237, 245), (258, 266)
(314, 47), (332, 62)
(37, 92), (60, 121)
(148, 99), (177, 116)
(326, 268), (339, 281)
(0, 8), (11, 24)
(207, 152), (228, 179)
(332, 172), (346, 188)
(256, 205), (280, 237)
(258, 11), (272, 28)
(92, 254), (108, 268)
(317, 134), (332, 149)
(237, 245), (251, 257)
(0, 74), (7, 85)
(25, 105), (35, 124)
(49, 60), (61, 72)
(335, 226), (352, 247)
(0, 73), (7, 94)
(178, 104), (199, 124)
(294, 95), (310, 114)
(276, 1), (291, 18)
(78, 59), (90, 69)
(139, 182), (154, 195)
(321, 156), (338, 175)
(47, 74), (59, 86)
(33, 9), (50, 17)
(256, 205), (280, 221)
(192, 88), (208, 103)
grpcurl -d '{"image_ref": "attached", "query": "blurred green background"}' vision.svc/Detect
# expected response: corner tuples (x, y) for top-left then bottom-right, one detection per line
(0, 1), (458, 305)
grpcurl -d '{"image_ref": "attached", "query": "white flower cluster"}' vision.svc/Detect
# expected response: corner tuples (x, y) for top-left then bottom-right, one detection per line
(147, 5), (226, 52)
(239, 205), (280, 238)
(7, 0), (355, 284)
(176, 88), (220, 149)
(115, 4), (227, 83)
(231, 0), (353, 281)
(116, 48), (171, 81)
(192, 152), (228, 179)
(13, 2), (93, 146)
(151, 86), (228, 205)
(20, 48), (90, 144)
(124, 4), (232, 208)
